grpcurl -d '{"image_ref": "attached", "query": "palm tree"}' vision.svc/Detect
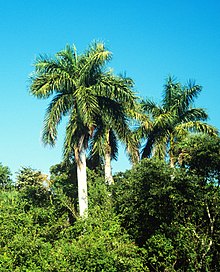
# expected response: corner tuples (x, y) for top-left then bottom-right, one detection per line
(140, 77), (218, 167)
(88, 77), (140, 185)
(89, 124), (119, 185)
(88, 113), (139, 185)
(30, 42), (135, 216)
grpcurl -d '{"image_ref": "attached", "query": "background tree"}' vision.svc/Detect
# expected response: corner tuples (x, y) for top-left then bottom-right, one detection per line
(16, 167), (49, 206)
(0, 163), (12, 189)
(139, 77), (218, 166)
(175, 134), (220, 183)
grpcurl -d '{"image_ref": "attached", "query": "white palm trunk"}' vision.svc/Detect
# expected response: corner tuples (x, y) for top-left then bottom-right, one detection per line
(76, 145), (88, 217)
(104, 150), (114, 185)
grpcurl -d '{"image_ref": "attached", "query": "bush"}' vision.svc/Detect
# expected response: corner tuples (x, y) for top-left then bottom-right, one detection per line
(0, 170), (148, 271)
(113, 158), (220, 271)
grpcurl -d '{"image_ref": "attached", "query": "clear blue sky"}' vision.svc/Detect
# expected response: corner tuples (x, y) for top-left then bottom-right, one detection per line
(0, 0), (220, 178)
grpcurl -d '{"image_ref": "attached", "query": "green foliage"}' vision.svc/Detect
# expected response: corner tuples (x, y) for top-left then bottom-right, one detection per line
(16, 167), (50, 206)
(175, 134), (220, 182)
(2, 124), (220, 271)
(0, 169), (147, 271)
(0, 189), (67, 271)
(56, 170), (148, 271)
(0, 163), (12, 189)
(145, 233), (176, 271)
(49, 208), (147, 271)
(29, 42), (135, 161)
(113, 159), (174, 245)
(113, 159), (220, 271)
(30, 41), (137, 216)
(50, 161), (77, 199)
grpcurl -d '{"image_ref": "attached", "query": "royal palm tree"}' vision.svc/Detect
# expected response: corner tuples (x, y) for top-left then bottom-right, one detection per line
(88, 79), (141, 185)
(30, 42), (135, 216)
(140, 77), (218, 167)
(88, 112), (139, 185)
(89, 124), (119, 185)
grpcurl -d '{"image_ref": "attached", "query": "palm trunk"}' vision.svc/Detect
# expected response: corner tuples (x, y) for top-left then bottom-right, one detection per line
(75, 138), (88, 217)
(104, 149), (114, 185)
(104, 130), (114, 185)
(131, 149), (140, 166)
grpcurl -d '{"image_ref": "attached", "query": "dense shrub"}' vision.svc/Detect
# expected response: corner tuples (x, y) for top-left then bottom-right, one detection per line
(0, 170), (147, 271)
(113, 159), (220, 271)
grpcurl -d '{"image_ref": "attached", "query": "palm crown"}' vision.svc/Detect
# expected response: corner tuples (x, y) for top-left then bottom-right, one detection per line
(140, 77), (218, 166)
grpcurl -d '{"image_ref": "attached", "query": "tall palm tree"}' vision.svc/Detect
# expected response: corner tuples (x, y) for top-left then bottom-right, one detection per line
(30, 42), (135, 216)
(88, 111), (139, 185)
(88, 77), (140, 185)
(89, 124), (119, 185)
(140, 77), (218, 167)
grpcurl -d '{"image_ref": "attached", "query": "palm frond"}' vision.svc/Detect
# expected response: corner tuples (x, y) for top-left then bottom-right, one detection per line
(124, 130), (140, 164)
(56, 44), (77, 69)
(141, 134), (155, 159)
(175, 121), (218, 136)
(98, 73), (135, 107)
(88, 127), (118, 163)
(177, 82), (202, 113)
(30, 54), (77, 98)
(34, 55), (58, 73)
(154, 111), (174, 130)
(30, 41), (138, 171)
(63, 109), (89, 160)
(74, 86), (100, 128)
(142, 99), (163, 117)
(109, 129), (118, 160)
(163, 76), (181, 109)
(88, 124), (105, 159)
(180, 108), (208, 122)
(78, 42), (112, 86)
(97, 96), (128, 126)
(42, 93), (73, 145)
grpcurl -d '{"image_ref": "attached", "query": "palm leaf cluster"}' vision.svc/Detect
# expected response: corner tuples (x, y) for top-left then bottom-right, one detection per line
(30, 43), (135, 157)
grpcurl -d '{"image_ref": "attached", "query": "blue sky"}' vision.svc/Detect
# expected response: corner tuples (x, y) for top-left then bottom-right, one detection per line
(0, 0), (220, 178)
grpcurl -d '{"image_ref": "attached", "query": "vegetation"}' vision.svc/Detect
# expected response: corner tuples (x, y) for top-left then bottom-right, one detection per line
(1, 152), (220, 271)
(113, 159), (220, 271)
(0, 168), (147, 271)
(1, 41), (220, 271)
